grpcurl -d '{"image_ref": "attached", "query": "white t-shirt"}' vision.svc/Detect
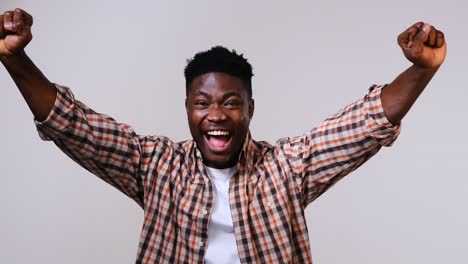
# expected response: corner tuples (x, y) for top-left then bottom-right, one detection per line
(204, 166), (241, 264)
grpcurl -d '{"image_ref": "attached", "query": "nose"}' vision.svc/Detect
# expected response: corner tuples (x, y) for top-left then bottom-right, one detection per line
(207, 104), (227, 122)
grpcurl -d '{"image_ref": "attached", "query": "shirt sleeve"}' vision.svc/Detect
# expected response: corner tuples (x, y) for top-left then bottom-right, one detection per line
(35, 84), (147, 207)
(277, 85), (401, 207)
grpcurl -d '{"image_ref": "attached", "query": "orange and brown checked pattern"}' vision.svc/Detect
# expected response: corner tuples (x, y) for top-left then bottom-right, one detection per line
(36, 84), (399, 263)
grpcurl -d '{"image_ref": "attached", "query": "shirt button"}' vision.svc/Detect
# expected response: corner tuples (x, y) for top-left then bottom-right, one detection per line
(267, 201), (272, 207)
(204, 178), (209, 183)
(296, 178), (302, 185)
(199, 241), (204, 247)
(202, 209), (208, 215)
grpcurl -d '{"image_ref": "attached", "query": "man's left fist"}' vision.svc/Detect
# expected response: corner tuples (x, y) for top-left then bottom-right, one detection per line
(398, 22), (447, 69)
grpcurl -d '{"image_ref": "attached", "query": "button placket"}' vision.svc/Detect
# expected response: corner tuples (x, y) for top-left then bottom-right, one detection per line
(296, 178), (302, 186)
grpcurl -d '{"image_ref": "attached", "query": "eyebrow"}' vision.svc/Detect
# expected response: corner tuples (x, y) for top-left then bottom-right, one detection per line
(193, 91), (210, 97)
(222, 92), (242, 101)
(192, 91), (242, 101)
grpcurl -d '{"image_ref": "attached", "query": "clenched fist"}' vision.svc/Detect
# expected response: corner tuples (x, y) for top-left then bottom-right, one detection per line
(398, 22), (446, 69)
(0, 8), (33, 56)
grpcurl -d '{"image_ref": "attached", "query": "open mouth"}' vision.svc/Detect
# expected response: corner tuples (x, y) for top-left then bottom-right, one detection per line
(204, 130), (232, 152)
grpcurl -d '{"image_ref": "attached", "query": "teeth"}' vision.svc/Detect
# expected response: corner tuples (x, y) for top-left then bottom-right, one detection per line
(207, 130), (230, 136)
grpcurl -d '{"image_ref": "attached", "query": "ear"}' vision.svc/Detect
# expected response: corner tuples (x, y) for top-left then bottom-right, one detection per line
(248, 99), (255, 119)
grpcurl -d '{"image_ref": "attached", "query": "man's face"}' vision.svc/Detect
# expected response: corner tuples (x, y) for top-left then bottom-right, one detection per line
(186, 72), (254, 169)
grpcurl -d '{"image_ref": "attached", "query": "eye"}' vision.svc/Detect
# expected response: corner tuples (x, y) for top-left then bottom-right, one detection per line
(194, 100), (208, 108)
(225, 100), (241, 108)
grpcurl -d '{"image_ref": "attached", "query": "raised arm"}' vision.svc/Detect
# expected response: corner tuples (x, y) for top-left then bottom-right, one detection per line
(382, 22), (447, 125)
(1, 8), (57, 121)
(280, 22), (446, 206)
(1, 9), (158, 207)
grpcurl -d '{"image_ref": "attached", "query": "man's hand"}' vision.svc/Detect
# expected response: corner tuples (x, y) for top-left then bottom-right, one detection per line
(398, 22), (447, 69)
(1, 8), (56, 121)
(0, 8), (33, 56)
(382, 22), (447, 125)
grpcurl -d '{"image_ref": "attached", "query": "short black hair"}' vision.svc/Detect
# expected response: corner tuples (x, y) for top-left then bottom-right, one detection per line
(184, 46), (254, 98)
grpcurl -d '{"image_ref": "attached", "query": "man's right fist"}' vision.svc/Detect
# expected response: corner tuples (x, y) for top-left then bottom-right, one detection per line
(0, 8), (33, 56)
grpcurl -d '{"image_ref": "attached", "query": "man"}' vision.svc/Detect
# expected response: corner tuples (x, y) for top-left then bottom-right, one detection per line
(1, 8), (446, 264)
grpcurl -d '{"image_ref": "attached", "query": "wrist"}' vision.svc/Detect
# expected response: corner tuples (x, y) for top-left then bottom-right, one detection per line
(411, 63), (440, 74)
(0, 50), (28, 64)
(0, 50), (29, 66)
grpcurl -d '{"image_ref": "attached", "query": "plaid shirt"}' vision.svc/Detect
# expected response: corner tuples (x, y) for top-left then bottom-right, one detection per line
(36, 84), (400, 263)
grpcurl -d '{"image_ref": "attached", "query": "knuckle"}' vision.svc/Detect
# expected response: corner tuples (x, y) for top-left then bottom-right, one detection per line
(397, 34), (402, 42)
(413, 21), (424, 29)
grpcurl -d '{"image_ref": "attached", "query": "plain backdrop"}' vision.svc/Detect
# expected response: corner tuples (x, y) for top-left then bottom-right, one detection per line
(1, 0), (466, 263)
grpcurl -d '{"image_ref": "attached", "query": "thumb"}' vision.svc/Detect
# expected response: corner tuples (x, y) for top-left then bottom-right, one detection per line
(411, 23), (431, 49)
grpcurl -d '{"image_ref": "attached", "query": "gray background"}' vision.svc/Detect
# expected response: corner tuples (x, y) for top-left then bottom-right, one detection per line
(1, 0), (466, 263)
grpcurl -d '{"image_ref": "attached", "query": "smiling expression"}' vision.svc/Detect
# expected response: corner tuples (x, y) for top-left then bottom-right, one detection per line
(186, 72), (254, 169)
